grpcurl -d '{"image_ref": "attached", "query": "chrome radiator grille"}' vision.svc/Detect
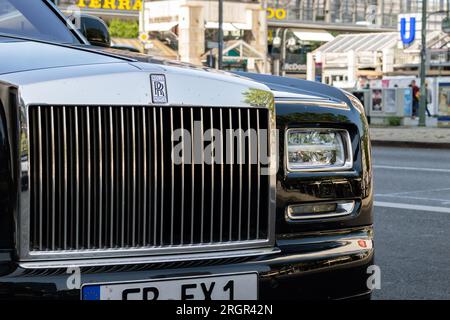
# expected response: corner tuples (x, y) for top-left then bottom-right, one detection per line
(27, 105), (272, 256)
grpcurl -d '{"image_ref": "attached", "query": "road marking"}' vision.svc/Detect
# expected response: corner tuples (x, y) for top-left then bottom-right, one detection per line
(375, 194), (450, 203)
(373, 165), (450, 173)
(376, 187), (450, 197)
(374, 201), (450, 213)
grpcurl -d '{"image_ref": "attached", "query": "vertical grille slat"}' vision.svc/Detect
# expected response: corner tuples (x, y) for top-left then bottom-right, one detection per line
(45, 108), (50, 249)
(209, 108), (214, 243)
(131, 107), (137, 247)
(85, 108), (91, 248)
(152, 107), (158, 246)
(120, 107), (125, 248)
(159, 108), (164, 246)
(219, 108), (224, 242)
(74, 107), (80, 249)
(38, 106), (43, 250)
(256, 109), (261, 239)
(199, 108), (205, 243)
(180, 108), (185, 244)
(190, 108), (195, 245)
(142, 107), (148, 245)
(109, 107), (114, 247)
(237, 108), (243, 241)
(146, 108), (153, 246)
(62, 107), (68, 249)
(228, 109), (233, 241)
(50, 106), (56, 250)
(170, 107), (174, 245)
(28, 105), (271, 254)
(97, 107), (103, 247)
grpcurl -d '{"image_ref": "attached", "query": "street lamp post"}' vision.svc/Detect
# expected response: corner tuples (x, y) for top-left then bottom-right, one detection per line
(419, 0), (428, 127)
(280, 28), (288, 77)
(218, 0), (224, 70)
(139, 0), (146, 53)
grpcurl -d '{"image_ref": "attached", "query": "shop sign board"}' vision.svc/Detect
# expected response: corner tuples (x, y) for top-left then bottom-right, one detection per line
(267, 7), (286, 20)
(283, 63), (306, 73)
(75, 0), (142, 11)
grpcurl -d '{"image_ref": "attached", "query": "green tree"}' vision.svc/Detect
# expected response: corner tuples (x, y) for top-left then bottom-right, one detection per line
(108, 19), (139, 38)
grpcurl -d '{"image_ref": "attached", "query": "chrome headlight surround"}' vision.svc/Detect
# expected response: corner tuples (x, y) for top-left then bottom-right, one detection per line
(285, 128), (353, 172)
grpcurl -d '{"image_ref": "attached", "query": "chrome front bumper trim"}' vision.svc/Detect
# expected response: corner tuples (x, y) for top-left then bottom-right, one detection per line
(18, 247), (281, 269)
(18, 228), (373, 269)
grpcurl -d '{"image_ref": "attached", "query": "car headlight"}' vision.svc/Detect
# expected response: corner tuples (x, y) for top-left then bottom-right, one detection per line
(286, 129), (353, 171)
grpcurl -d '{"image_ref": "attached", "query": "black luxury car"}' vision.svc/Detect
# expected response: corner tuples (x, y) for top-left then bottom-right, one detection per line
(0, 0), (373, 300)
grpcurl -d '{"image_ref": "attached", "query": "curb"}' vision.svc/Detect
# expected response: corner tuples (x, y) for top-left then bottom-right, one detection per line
(371, 140), (450, 149)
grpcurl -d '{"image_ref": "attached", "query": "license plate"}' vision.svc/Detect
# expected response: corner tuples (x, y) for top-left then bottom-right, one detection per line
(81, 273), (258, 300)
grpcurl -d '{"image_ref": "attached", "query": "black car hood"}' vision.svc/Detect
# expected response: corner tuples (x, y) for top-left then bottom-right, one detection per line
(0, 37), (126, 75)
(0, 36), (349, 105)
(233, 72), (350, 104)
(95, 46), (349, 104)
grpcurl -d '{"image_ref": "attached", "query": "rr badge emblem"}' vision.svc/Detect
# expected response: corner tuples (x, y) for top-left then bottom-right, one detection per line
(150, 74), (168, 104)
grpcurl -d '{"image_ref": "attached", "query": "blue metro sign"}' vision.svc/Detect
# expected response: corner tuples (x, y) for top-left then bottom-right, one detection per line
(400, 17), (416, 45)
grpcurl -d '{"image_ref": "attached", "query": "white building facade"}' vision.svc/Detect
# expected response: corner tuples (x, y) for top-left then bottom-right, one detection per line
(141, 0), (268, 71)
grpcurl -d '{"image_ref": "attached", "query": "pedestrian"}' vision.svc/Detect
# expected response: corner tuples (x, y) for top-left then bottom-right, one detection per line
(425, 82), (432, 117)
(410, 80), (420, 119)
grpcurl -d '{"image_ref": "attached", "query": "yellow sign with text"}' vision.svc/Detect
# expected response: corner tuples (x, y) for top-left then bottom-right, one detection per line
(76, 0), (142, 11)
(266, 8), (286, 20)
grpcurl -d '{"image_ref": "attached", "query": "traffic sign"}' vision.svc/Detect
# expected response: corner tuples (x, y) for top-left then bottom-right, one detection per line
(139, 32), (149, 43)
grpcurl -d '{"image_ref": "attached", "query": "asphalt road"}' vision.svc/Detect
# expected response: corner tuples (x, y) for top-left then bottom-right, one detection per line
(371, 146), (450, 300)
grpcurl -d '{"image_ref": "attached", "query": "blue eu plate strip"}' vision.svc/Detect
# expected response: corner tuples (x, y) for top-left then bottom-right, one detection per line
(82, 285), (101, 300)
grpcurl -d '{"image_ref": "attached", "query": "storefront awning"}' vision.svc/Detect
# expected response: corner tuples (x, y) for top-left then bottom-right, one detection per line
(145, 21), (178, 32)
(314, 32), (398, 54)
(293, 30), (334, 42)
(201, 40), (265, 60)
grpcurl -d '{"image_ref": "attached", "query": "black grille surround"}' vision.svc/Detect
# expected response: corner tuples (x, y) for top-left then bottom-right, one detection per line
(27, 105), (273, 258)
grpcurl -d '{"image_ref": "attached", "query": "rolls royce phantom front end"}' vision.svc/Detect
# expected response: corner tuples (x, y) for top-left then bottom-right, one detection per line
(0, 0), (373, 300)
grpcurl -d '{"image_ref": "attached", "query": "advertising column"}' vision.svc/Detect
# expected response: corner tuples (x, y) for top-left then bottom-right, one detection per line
(438, 82), (450, 127)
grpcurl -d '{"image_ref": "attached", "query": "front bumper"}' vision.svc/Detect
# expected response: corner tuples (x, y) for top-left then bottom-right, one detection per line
(0, 227), (373, 300)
